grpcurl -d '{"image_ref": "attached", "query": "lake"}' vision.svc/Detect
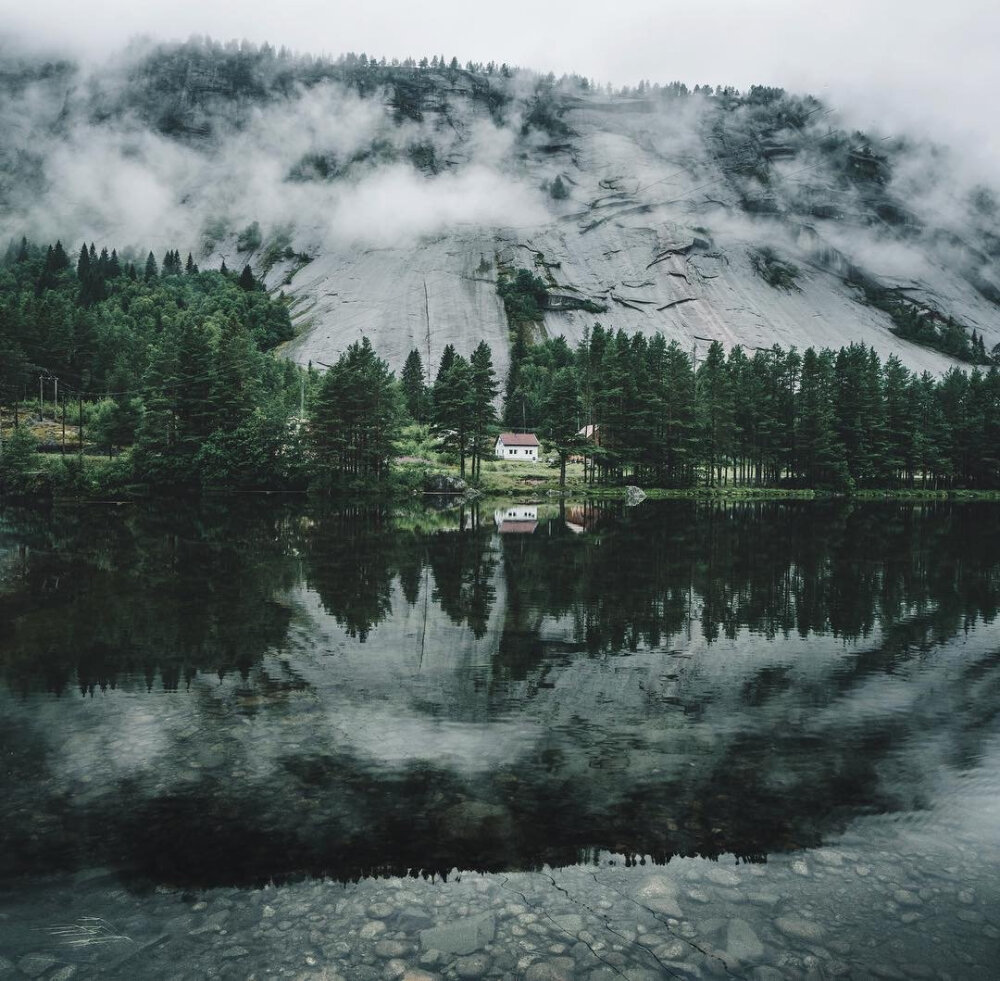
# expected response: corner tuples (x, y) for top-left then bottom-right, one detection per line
(1, 498), (998, 980)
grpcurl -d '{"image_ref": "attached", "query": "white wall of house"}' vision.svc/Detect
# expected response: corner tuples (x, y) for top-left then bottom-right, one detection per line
(495, 438), (538, 462)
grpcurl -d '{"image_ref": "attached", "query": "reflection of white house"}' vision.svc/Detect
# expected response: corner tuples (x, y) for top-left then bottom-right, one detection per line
(495, 432), (539, 462)
(494, 505), (538, 534)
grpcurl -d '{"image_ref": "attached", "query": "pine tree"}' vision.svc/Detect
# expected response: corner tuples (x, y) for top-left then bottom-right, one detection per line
(311, 337), (399, 483)
(401, 348), (429, 422)
(796, 348), (849, 489)
(542, 365), (581, 488)
(434, 344), (457, 385)
(882, 355), (914, 486)
(144, 251), (159, 282)
(238, 264), (256, 292)
(658, 340), (698, 487)
(432, 354), (474, 477)
(76, 244), (91, 282)
(696, 340), (734, 486)
(51, 240), (70, 271)
(469, 341), (499, 480)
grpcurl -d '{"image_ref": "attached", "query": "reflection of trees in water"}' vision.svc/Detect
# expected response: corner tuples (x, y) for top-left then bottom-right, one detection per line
(3, 500), (1000, 887)
(497, 501), (1000, 674)
(0, 502), (503, 691)
(304, 507), (397, 641)
(426, 517), (497, 640)
(4, 628), (999, 888)
(5, 498), (1000, 692)
(304, 504), (497, 641)
(0, 500), (302, 693)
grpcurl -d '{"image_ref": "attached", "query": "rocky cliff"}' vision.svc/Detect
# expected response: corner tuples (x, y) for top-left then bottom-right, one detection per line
(3, 41), (999, 375)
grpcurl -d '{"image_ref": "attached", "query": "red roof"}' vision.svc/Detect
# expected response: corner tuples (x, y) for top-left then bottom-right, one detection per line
(497, 432), (539, 446)
(499, 520), (538, 534)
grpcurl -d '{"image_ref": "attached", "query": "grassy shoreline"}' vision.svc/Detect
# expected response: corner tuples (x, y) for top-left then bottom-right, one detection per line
(7, 451), (1000, 506)
(396, 459), (1000, 502)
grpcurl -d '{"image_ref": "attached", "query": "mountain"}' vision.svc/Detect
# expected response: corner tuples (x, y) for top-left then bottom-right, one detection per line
(3, 39), (1000, 377)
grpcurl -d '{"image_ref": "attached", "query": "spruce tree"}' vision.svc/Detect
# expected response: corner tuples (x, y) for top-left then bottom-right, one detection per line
(51, 240), (70, 271)
(76, 244), (91, 282)
(432, 354), (474, 477)
(311, 337), (399, 483)
(659, 340), (698, 487)
(796, 348), (849, 489)
(238, 264), (256, 292)
(401, 349), (429, 422)
(542, 365), (581, 488)
(468, 341), (499, 479)
(696, 340), (734, 487)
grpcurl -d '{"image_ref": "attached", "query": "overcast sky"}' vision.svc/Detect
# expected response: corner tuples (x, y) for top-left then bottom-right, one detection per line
(4, 0), (999, 172)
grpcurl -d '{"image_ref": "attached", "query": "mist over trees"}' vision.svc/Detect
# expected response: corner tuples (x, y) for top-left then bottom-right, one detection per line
(4, 37), (1000, 383)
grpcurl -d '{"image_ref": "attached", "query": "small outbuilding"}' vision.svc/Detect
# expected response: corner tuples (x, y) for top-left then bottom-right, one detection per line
(495, 432), (539, 462)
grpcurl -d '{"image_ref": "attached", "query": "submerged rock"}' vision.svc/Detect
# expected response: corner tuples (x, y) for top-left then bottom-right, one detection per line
(375, 939), (413, 959)
(726, 919), (764, 963)
(705, 866), (741, 887)
(454, 952), (492, 978)
(523, 957), (576, 980)
(419, 913), (495, 954)
(359, 920), (387, 939)
(394, 907), (434, 932)
(635, 874), (683, 917)
(774, 916), (825, 942)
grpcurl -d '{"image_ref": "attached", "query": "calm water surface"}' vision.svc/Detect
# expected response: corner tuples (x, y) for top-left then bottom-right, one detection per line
(0, 499), (998, 980)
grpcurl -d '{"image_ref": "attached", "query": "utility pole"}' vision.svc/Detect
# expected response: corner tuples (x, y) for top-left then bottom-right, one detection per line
(78, 391), (83, 458)
(39, 374), (43, 421)
(61, 397), (67, 455)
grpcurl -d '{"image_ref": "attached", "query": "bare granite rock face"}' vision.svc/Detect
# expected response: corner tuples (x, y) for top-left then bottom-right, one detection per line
(269, 88), (998, 379)
(4, 49), (998, 381)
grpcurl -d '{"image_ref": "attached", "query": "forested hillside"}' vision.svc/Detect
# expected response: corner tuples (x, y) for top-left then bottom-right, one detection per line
(4, 39), (1000, 497)
(0, 238), (305, 488)
(3, 39), (1000, 381)
(4, 235), (1000, 497)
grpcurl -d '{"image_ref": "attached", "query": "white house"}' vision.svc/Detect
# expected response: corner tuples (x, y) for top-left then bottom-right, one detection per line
(495, 432), (539, 462)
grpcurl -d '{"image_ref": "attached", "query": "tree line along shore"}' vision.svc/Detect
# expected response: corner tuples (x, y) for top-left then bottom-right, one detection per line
(4, 239), (1000, 500)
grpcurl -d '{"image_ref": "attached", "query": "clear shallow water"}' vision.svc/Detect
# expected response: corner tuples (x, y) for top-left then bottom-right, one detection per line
(0, 499), (998, 980)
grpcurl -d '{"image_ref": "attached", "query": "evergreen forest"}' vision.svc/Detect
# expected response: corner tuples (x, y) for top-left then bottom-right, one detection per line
(5, 238), (1000, 496)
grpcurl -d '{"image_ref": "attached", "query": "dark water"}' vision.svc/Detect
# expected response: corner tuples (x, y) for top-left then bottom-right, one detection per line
(1, 499), (998, 980)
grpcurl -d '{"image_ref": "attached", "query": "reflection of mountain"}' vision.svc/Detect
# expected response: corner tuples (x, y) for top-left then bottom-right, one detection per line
(1, 501), (1000, 886)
